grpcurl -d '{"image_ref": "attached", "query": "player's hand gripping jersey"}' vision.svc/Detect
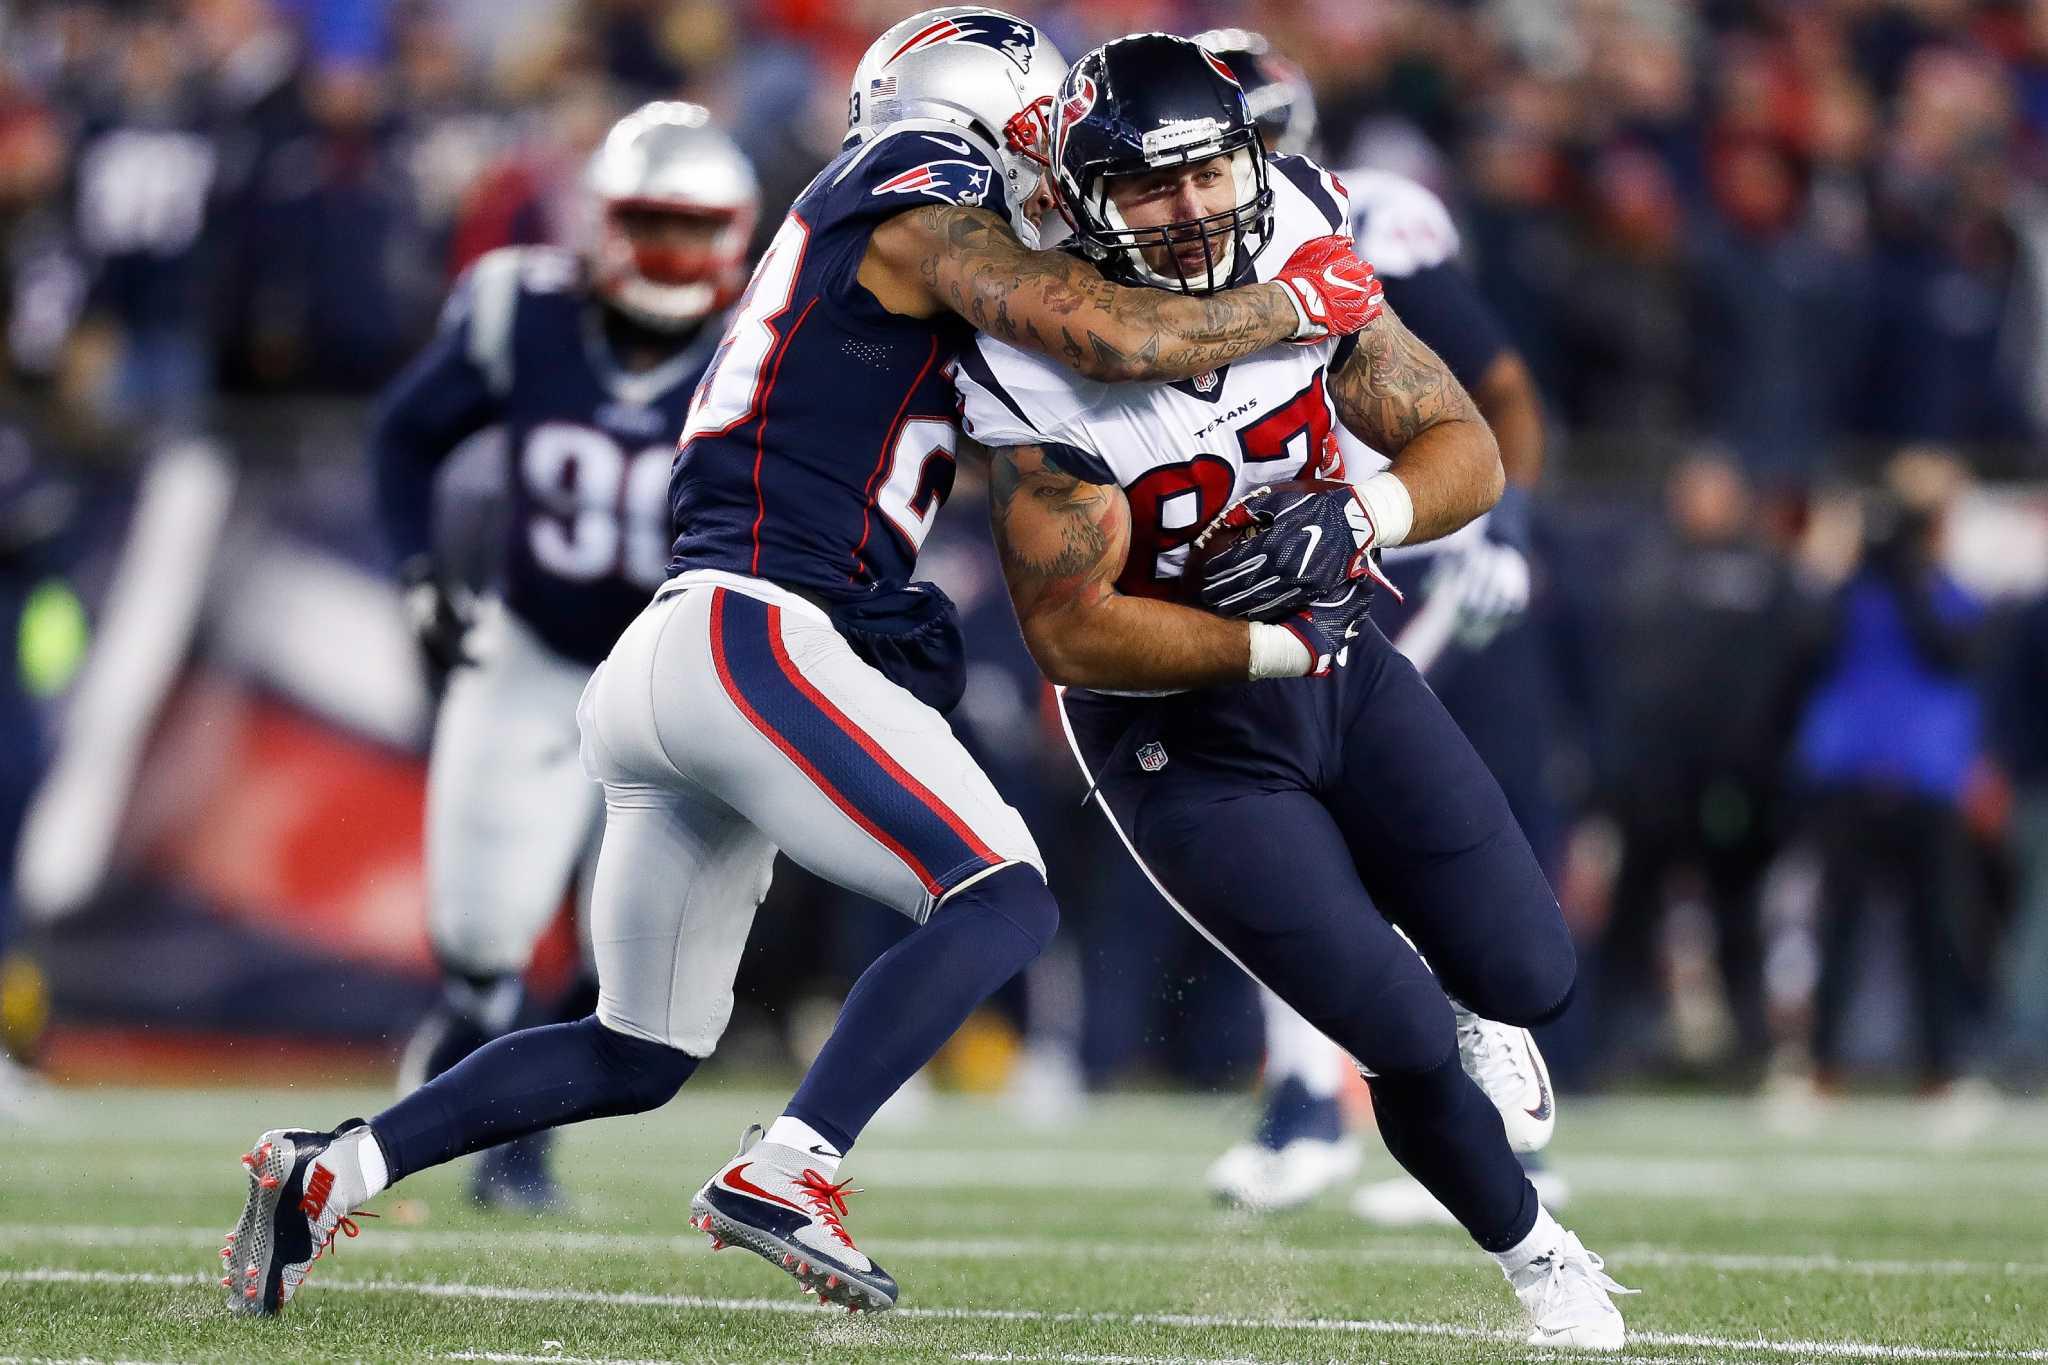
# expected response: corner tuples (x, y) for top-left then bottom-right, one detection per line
(956, 155), (1358, 607)
(374, 246), (720, 666)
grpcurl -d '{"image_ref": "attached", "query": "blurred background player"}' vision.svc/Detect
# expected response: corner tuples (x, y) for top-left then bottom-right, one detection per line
(1192, 29), (1568, 1225)
(370, 100), (757, 1209)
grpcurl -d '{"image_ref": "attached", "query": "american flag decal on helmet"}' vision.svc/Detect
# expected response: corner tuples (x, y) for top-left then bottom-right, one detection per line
(884, 13), (1037, 72)
(872, 159), (993, 207)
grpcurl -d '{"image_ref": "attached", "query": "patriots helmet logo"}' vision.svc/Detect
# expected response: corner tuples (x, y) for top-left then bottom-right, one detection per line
(885, 13), (1037, 73)
(873, 158), (993, 207)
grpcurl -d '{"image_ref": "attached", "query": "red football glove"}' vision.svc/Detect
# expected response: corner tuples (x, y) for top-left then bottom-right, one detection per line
(1273, 235), (1385, 341)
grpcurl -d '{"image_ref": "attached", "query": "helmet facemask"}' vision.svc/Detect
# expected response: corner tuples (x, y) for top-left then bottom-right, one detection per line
(592, 200), (755, 331)
(1066, 142), (1273, 295)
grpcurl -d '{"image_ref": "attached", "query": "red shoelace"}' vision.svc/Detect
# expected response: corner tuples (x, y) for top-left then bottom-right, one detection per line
(310, 1209), (378, 1263)
(795, 1169), (860, 1249)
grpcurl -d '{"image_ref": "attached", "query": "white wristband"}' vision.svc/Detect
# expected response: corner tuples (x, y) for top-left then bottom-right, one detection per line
(1276, 281), (1321, 340)
(1354, 471), (1414, 549)
(1248, 621), (1312, 680)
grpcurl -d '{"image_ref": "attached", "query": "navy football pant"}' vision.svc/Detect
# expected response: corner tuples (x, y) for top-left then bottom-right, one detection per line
(1062, 625), (1575, 1249)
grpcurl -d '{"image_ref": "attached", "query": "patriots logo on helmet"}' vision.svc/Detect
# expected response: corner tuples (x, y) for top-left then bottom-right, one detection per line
(885, 13), (1037, 73)
(872, 159), (993, 207)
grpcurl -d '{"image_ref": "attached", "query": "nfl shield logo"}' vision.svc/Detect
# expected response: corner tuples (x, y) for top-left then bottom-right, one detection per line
(1193, 370), (1218, 393)
(1136, 741), (1169, 773)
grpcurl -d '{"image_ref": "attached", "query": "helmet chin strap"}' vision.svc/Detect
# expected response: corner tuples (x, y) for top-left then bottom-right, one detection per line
(606, 276), (718, 331)
(1092, 148), (1259, 293)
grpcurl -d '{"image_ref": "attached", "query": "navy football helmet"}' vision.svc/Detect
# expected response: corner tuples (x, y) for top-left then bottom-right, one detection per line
(1051, 33), (1275, 294)
(1190, 28), (1320, 159)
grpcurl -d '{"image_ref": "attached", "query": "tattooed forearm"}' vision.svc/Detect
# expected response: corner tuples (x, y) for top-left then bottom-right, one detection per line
(910, 206), (1295, 383)
(1329, 302), (1503, 545)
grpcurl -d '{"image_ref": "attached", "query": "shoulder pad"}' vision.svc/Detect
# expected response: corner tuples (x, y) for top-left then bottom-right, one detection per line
(456, 247), (553, 397)
(1267, 154), (1349, 234)
(1341, 169), (1459, 277)
(830, 122), (1005, 215)
(954, 335), (1104, 451)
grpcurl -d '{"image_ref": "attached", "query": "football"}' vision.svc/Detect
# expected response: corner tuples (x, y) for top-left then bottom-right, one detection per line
(1181, 476), (1355, 608)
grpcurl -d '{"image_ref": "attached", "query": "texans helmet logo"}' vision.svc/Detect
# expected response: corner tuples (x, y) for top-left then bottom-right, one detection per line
(884, 13), (1037, 73)
(1059, 74), (1098, 132)
(872, 159), (993, 208)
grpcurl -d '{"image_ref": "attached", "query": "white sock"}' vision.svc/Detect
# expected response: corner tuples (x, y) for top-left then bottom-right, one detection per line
(356, 1127), (391, 1199)
(1492, 1204), (1564, 1283)
(764, 1115), (842, 1176)
(1258, 988), (1347, 1100)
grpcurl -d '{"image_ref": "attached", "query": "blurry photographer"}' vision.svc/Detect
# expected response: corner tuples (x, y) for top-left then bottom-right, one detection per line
(1793, 450), (1986, 1092)
(1594, 453), (1816, 1084)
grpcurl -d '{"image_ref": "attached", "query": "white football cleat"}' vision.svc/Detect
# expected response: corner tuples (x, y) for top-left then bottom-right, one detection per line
(1509, 1227), (1636, 1351)
(1455, 1005), (1555, 1153)
(219, 1122), (379, 1314)
(1351, 1165), (1571, 1227)
(1207, 1136), (1361, 1211)
(690, 1125), (897, 1312)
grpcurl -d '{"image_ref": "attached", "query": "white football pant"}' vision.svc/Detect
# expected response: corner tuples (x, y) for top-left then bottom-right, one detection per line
(426, 598), (602, 978)
(575, 575), (1042, 1057)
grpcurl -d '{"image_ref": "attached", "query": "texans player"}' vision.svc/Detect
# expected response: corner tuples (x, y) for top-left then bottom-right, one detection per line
(217, 8), (1386, 1319)
(371, 101), (756, 1211)
(1192, 29), (1567, 1224)
(956, 36), (1631, 1349)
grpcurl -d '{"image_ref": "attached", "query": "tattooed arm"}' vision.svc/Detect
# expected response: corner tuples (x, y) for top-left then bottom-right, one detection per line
(862, 205), (1299, 385)
(990, 444), (1255, 689)
(1329, 301), (1503, 545)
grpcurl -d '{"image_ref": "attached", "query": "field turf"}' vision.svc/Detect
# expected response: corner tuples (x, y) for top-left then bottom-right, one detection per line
(2, 1084), (2044, 1364)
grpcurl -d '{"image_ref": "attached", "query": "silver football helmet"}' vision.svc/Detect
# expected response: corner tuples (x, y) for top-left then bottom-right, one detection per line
(585, 102), (759, 330)
(847, 7), (1065, 244)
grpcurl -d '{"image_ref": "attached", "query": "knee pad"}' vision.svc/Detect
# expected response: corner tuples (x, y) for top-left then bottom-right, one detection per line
(585, 1015), (700, 1112)
(939, 862), (1058, 953)
(1327, 976), (1457, 1079)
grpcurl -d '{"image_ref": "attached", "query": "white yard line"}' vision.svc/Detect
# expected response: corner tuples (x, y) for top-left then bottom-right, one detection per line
(4, 1221), (2043, 1280)
(6, 1267), (2045, 1363)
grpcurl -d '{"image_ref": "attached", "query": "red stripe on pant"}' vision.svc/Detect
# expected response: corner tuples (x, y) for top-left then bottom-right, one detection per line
(706, 589), (988, 896)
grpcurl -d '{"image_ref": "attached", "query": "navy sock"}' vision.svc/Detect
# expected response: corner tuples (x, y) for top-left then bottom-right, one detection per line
(1366, 1052), (1537, 1252)
(1255, 1075), (1344, 1150)
(372, 1015), (698, 1183)
(788, 864), (1055, 1153)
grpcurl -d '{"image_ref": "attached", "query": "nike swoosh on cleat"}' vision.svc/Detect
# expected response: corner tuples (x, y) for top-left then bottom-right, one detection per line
(720, 1162), (807, 1214)
(807, 1144), (841, 1158)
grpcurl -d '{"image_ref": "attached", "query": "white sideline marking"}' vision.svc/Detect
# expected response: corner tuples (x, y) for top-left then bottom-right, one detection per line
(5, 1221), (2045, 1281)
(7, 1267), (2047, 1362)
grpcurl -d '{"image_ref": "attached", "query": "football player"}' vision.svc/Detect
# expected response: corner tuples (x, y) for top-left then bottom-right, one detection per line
(218, 7), (1388, 1319)
(369, 101), (758, 1210)
(956, 35), (1631, 1349)
(1190, 29), (1567, 1224)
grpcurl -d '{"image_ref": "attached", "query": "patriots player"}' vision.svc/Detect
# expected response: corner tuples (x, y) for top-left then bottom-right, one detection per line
(1191, 30), (1566, 1223)
(369, 102), (757, 1210)
(955, 36), (1631, 1348)
(216, 8), (1389, 1320)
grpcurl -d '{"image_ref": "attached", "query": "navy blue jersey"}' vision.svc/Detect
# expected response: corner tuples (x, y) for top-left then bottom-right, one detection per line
(668, 125), (1005, 603)
(371, 247), (720, 666)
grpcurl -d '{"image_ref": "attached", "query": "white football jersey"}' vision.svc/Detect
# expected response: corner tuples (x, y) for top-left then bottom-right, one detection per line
(956, 154), (1357, 602)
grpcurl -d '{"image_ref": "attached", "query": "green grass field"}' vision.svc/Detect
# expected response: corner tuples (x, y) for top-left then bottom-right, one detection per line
(2, 1084), (2044, 1364)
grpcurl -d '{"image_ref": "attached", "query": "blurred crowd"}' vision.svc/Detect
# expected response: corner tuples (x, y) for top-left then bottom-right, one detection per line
(2, 0), (2047, 1101)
